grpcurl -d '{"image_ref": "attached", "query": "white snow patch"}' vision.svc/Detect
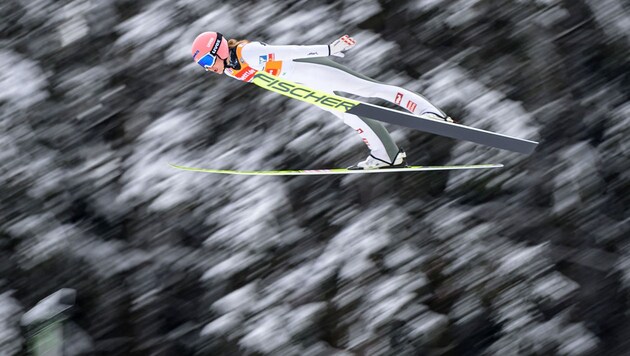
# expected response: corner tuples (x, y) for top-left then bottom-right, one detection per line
(116, 2), (174, 46)
(557, 323), (599, 356)
(407, 311), (449, 341)
(339, 0), (382, 26)
(200, 311), (244, 338)
(366, 293), (416, 330)
(445, 0), (484, 27)
(57, 2), (89, 46)
(0, 292), (23, 355)
(497, 243), (549, 277)
(450, 295), (484, 326)
(240, 306), (292, 354)
(71, 238), (150, 278)
(320, 205), (408, 281)
(285, 302), (327, 334)
(616, 251), (630, 290)
(424, 203), (475, 240)
(532, 272), (579, 304)
(583, 0), (630, 43)
(201, 251), (258, 281)
(117, 110), (202, 211)
(347, 32), (399, 77)
(18, 0), (58, 24)
(515, 0), (561, 5)
(204, 178), (300, 251)
(0, 50), (49, 110)
(384, 244), (425, 271)
(495, 299), (540, 333)
(10, 215), (83, 266)
(212, 283), (258, 315)
(551, 143), (602, 215)
(266, 8), (337, 45)
(409, 0), (443, 12)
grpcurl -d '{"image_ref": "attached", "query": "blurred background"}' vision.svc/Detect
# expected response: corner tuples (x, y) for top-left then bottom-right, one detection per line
(1, 0), (628, 355)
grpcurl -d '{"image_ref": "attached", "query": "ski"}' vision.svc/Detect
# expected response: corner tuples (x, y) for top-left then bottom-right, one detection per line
(347, 103), (538, 154)
(251, 72), (538, 154)
(169, 163), (503, 176)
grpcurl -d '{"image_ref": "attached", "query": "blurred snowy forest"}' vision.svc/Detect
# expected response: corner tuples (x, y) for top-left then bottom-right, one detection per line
(1, 0), (629, 355)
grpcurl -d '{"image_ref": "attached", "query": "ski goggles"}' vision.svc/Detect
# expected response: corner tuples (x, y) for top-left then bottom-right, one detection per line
(195, 33), (224, 71)
(196, 52), (218, 71)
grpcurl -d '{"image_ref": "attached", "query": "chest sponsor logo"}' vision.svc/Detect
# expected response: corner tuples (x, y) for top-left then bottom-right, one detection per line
(236, 67), (258, 82)
(253, 73), (358, 112)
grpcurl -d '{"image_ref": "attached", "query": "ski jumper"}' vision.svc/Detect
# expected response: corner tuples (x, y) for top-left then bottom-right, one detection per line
(225, 41), (446, 163)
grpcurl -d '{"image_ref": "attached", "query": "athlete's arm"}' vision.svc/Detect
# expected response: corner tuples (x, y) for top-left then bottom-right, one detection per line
(242, 42), (330, 62)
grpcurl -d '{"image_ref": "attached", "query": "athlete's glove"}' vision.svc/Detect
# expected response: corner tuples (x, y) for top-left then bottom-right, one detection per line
(329, 35), (356, 57)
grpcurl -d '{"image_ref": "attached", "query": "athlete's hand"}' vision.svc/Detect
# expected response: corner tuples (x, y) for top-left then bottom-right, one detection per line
(329, 35), (356, 57)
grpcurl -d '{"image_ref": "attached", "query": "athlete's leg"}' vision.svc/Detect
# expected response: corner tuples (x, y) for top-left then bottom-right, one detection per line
(287, 61), (402, 163)
(292, 58), (447, 117)
(320, 107), (400, 163)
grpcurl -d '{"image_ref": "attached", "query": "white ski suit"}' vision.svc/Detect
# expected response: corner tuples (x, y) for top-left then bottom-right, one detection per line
(224, 41), (446, 163)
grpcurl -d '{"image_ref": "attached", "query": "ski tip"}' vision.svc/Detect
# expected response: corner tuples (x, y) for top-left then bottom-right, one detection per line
(169, 163), (186, 171)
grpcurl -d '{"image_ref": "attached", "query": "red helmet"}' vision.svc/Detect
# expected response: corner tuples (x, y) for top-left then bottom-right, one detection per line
(191, 32), (229, 70)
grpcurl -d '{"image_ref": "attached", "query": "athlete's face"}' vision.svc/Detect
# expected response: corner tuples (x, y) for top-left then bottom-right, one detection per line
(197, 52), (225, 74)
(207, 58), (225, 74)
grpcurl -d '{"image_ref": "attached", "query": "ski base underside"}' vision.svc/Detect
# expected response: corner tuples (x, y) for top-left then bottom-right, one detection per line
(169, 163), (504, 176)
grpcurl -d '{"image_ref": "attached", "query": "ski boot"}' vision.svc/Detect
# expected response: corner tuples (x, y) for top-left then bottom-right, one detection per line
(348, 148), (408, 170)
(419, 112), (456, 123)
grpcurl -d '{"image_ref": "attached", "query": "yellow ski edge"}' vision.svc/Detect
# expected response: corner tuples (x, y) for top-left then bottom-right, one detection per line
(169, 163), (503, 176)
